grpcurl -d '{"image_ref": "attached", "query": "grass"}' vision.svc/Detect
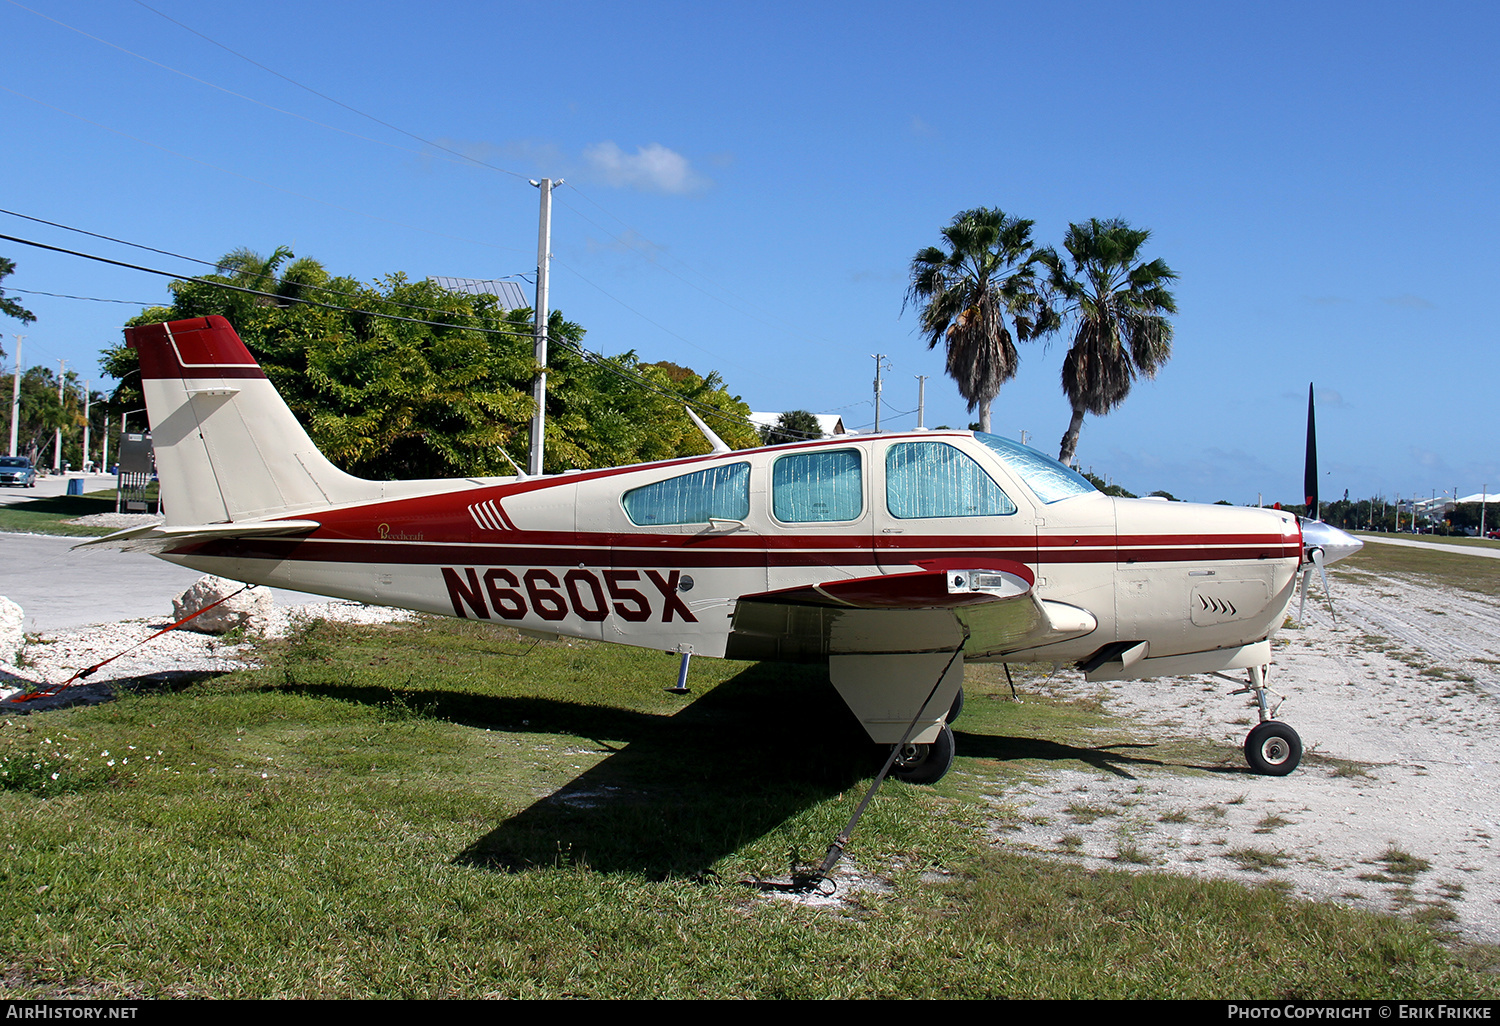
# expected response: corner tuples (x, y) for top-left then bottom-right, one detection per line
(1337, 538), (1500, 597)
(1, 617), (1495, 998)
(0, 488), (147, 538)
(1227, 848), (1288, 873)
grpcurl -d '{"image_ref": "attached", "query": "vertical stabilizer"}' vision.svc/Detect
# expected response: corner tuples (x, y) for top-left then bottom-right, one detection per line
(127, 316), (378, 525)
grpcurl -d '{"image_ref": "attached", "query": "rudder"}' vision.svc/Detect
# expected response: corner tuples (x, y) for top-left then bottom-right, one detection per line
(127, 316), (378, 525)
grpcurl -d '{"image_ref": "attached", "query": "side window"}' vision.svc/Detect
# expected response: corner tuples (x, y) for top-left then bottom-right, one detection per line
(773, 449), (863, 523)
(886, 441), (1016, 518)
(622, 462), (750, 525)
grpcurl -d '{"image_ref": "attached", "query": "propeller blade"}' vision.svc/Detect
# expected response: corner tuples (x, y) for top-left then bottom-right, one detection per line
(1312, 546), (1338, 623)
(1304, 383), (1318, 517)
(1297, 567), (1311, 624)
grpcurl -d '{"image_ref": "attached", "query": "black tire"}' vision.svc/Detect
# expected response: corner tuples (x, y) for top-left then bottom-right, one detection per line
(1244, 721), (1302, 776)
(946, 686), (965, 725)
(891, 722), (956, 785)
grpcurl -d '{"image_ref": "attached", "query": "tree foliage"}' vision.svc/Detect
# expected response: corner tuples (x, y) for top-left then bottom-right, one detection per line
(759, 410), (823, 445)
(905, 209), (1057, 433)
(1043, 219), (1177, 467)
(0, 256), (38, 332)
(102, 249), (757, 479)
(0, 365), (85, 466)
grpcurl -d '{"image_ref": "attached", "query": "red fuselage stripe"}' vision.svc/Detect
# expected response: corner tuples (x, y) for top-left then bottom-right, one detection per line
(167, 533), (1302, 566)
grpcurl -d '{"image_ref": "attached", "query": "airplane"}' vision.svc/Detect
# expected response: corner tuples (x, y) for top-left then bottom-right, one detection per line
(84, 315), (1363, 785)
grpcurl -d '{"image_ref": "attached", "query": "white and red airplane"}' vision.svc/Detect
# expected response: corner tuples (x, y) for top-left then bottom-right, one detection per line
(87, 315), (1362, 783)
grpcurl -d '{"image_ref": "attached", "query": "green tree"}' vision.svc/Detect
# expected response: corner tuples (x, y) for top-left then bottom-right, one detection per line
(0, 365), (83, 466)
(103, 248), (756, 478)
(1043, 218), (1177, 467)
(759, 410), (823, 445)
(905, 209), (1056, 433)
(1, 256), (37, 333)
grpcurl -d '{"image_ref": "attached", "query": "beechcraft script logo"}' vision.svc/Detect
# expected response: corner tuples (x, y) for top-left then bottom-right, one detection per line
(468, 499), (513, 531)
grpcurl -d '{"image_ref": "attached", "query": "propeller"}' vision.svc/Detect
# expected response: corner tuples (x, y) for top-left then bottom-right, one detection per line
(1294, 383), (1362, 623)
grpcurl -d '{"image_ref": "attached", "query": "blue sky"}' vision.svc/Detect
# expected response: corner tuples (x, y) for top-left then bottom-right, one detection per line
(4, 0), (1496, 504)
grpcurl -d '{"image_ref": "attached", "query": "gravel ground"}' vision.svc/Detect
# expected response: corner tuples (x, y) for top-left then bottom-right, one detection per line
(0, 600), (415, 712)
(990, 573), (1500, 946)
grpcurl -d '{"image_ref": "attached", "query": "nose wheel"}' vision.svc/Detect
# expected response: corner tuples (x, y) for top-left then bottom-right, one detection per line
(1244, 720), (1302, 775)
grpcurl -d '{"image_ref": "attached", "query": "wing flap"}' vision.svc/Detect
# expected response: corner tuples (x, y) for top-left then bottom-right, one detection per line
(73, 519), (321, 554)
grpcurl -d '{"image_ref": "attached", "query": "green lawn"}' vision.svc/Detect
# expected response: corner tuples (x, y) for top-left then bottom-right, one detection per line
(2, 617), (1493, 998)
(1338, 535), (1500, 596)
(0, 488), (151, 538)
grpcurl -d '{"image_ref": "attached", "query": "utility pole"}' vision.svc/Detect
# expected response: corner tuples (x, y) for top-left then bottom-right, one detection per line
(54, 359), (65, 471)
(8, 335), (22, 457)
(101, 412), (110, 476)
(914, 375), (926, 429)
(871, 354), (890, 432)
(528, 177), (561, 477)
(82, 380), (90, 472)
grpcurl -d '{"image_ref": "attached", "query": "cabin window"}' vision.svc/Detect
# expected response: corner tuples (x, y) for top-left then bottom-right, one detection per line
(886, 441), (1016, 518)
(772, 449), (863, 522)
(622, 462), (751, 525)
(972, 433), (1096, 504)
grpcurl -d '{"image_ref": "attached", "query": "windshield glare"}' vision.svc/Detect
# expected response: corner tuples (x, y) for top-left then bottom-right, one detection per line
(972, 433), (1096, 504)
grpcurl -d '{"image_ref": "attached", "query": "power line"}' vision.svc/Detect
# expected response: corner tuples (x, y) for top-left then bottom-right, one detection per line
(128, 0), (530, 181)
(2, 86), (528, 256)
(0, 209), (535, 325)
(10, 0), (530, 183)
(0, 230), (821, 440)
(13, 2), (845, 380)
(7, 287), (156, 305)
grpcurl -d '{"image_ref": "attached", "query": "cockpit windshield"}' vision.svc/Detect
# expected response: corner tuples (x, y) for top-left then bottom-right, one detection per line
(972, 433), (1097, 504)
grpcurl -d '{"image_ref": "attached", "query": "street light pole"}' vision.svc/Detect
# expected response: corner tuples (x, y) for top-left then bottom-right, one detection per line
(54, 359), (65, 471)
(8, 334), (22, 457)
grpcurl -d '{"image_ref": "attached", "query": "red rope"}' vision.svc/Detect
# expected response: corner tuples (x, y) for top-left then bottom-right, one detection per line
(8, 584), (256, 703)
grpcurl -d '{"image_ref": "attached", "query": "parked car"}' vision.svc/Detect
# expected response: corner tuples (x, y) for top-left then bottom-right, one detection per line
(0, 456), (38, 487)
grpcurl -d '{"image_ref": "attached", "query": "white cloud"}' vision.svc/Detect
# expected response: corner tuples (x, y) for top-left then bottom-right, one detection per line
(583, 142), (707, 194)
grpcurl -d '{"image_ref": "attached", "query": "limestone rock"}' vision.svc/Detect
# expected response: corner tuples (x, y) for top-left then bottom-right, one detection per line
(171, 576), (273, 634)
(0, 597), (23, 664)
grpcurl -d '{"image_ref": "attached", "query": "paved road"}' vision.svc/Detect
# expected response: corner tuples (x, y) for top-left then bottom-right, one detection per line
(1, 473), (340, 631)
(1357, 534), (1500, 560)
(3, 533), (343, 632)
(0, 471), (116, 506)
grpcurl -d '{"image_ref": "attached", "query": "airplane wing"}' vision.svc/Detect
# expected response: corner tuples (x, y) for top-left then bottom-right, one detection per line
(726, 560), (1097, 662)
(73, 520), (322, 554)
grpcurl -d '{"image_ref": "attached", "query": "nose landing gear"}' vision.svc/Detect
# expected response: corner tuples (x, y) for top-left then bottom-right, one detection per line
(1224, 663), (1303, 775)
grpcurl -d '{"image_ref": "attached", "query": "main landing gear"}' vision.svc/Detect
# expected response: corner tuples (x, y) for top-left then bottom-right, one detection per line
(892, 721), (956, 785)
(887, 686), (964, 784)
(1230, 664), (1302, 776)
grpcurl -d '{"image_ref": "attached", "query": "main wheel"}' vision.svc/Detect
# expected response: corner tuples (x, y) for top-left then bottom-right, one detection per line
(1244, 721), (1302, 776)
(946, 686), (965, 725)
(891, 722), (955, 785)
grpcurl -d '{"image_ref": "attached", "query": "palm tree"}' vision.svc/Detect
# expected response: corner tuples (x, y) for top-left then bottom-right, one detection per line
(1044, 218), (1177, 467)
(216, 246), (295, 298)
(904, 209), (1056, 434)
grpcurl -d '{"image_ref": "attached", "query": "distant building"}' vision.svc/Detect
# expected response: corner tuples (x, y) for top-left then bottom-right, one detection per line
(749, 412), (850, 438)
(429, 277), (530, 311)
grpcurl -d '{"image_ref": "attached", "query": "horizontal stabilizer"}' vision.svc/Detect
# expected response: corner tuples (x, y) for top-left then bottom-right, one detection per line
(74, 519), (321, 554)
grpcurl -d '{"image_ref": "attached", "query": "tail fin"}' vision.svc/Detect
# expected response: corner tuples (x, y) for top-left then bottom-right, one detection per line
(128, 316), (379, 525)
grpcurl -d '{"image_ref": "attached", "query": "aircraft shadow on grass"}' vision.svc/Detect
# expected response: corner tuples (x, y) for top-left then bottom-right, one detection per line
(277, 665), (1252, 878)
